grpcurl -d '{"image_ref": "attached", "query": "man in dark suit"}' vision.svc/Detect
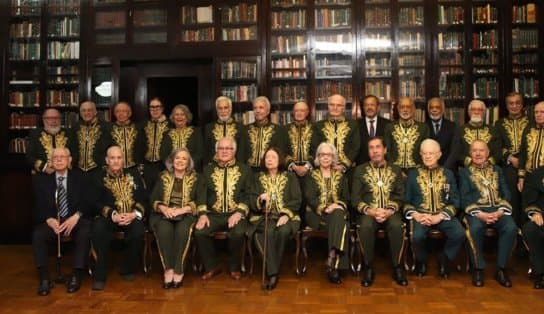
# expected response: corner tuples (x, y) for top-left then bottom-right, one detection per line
(426, 97), (458, 171)
(358, 95), (390, 164)
(32, 147), (91, 296)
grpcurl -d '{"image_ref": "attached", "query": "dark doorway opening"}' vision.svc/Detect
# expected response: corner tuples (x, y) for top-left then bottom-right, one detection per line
(147, 77), (199, 123)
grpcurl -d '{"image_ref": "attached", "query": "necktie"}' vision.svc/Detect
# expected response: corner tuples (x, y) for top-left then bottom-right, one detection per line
(57, 176), (69, 218)
(434, 122), (440, 134)
(369, 119), (375, 137)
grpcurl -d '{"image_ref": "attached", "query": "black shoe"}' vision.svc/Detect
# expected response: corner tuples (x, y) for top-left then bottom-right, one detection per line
(414, 262), (427, 277)
(472, 269), (484, 287)
(92, 280), (105, 291)
(162, 281), (173, 289)
(266, 275), (279, 290)
(494, 269), (512, 288)
(37, 280), (53, 296)
(327, 268), (342, 284)
(534, 279), (544, 289)
(66, 274), (81, 293)
(361, 267), (375, 287)
(121, 273), (135, 281)
(393, 266), (408, 286)
(438, 255), (450, 279)
(172, 280), (183, 289)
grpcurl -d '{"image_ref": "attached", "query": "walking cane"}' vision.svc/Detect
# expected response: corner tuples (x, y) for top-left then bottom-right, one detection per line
(54, 189), (64, 284)
(261, 196), (270, 290)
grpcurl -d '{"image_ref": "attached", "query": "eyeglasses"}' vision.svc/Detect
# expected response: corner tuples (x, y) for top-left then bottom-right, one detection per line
(149, 105), (162, 109)
(217, 146), (234, 151)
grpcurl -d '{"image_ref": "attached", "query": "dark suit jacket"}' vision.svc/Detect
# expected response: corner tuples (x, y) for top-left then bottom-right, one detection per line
(357, 116), (390, 164)
(32, 170), (89, 225)
(426, 118), (458, 171)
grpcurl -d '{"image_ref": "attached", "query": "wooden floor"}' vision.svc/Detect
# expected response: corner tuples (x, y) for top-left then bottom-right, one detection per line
(1, 245), (544, 313)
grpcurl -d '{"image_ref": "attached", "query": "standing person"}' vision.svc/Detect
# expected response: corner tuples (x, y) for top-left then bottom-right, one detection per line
(195, 137), (253, 280)
(285, 101), (318, 178)
(110, 101), (145, 170)
(357, 95), (390, 165)
(352, 137), (407, 287)
(249, 147), (301, 290)
(203, 96), (249, 166)
(304, 142), (350, 284)
(32, 147), (91, 295)
(149, 148), (205, 289)
(517, 101), (544, 192)
(315, 94), (360, 172)
(90, 145), (147, 291)
(426, 97), (457, 171)
(141, 97), (170, 189)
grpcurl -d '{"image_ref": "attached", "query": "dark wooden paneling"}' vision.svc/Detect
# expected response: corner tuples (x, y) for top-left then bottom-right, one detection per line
(0, 170), (33, 244)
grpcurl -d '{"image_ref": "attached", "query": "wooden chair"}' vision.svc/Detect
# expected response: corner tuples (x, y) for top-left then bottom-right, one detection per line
(192, 231), (253, 275)
(405, 228), (465, 272)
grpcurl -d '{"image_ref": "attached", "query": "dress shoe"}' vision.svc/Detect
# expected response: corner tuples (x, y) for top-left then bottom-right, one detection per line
(392, 266), (408, 286)
(414, 262), (427, 277)
(92, 280), (105, 291)
(494, 269), (512, 288)
(230, 271), (242, 280)
(327, 268), (342, 284)
(121, 273), (135, 281)
(66, 274), (81, 293)
(438, 254), (450, 279)
(201, 267), (222, 280)
(361, 267), (375, 287)
(162, 281), (173, 289)
(534, 279), (544, 289)
(266, 275), (279, 290)
(37, 280), (53, 296)
(472, 269), (484, 287)
(172, 280), (183, 289)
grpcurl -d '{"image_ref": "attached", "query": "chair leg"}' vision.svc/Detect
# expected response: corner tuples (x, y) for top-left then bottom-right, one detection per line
(301, 233), (309, 275)
(143, 233), (153, 275)
(247, 236), (254, 276)
(295, 231), (302, 276)
(241, 237), (247, 274)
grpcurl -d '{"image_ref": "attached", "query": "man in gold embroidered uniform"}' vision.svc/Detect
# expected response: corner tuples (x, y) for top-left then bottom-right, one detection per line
(110, 101), (145, 170)
(90, 145), (147, 291)
(195, 137), (253, 280)
(27, 108), (71, 175)
(460, 140), (516, 287)
(285, 101), (318, 178)
(404, 139), (465, 278)
(203, 96), (249, 167)
(352, 137), (407, 286)
(246, 96), (287, 171)
(141, 97), (170, 189)
(70, 101), (111, 177)
(315, 94), (360, 172)
(517, 101), (544, 192)
(456, 99), (498, 167)
(384, 97), (429, 174)
(495, 93), (529, 226)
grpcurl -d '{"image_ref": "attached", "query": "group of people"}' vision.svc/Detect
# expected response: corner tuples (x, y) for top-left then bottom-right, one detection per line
(28, 92), (544, 296)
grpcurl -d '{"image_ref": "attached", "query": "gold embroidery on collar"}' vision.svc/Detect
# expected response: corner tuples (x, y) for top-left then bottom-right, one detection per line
(212, 122), (238, 141)
(526, 128), (544, 172)
(311, 169), (343, 210)
(39, 131), (68, 159)
(463, 126), (492, 146)
(144, 120), (169, 161)
(169, 127), (194, 151)
(364, 165), (397, 209)
(258, 173), (288, 215)
(391, 123), (419, 168)
(111, 124), (138, 167)
(161, 172), (197, 210)
(103, 173), (136, 214)
(210, 165), (241, 212)
(321, 120), (351, 166)
(415, 168), (447, 213)
(287, 123), (312, 162)
(502, 116), (528, 154)
(248, 124), (275, 167)
(77, 124), (101, 171)
(468, 165), (501, 206)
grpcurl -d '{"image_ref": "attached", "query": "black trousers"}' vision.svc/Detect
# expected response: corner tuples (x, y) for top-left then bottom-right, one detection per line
(32, 218), (91, 272)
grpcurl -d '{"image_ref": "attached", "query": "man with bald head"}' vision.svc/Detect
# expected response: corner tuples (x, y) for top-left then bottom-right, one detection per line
(110, 101), (145, 170)
(404, 139), (465, 278)
(90, 145), (147, 290)
(285, 101), (318, 177)
(460, 140), (516, 287)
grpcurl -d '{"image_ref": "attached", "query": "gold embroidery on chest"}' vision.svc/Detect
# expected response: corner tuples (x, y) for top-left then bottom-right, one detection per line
(391, 124), (419, 168)
(502, 117), (528, 153)
(322, 121), (351, 165)
(288, 124), (312, 162)
(161, 172), (196, 206)
(103, 174), (136, 213)
(144, 121), (169, 161)
(169, 127), (194, 150)
(211, 165), (241, 212)
(526, 128), (544, 171)
(212, 123), (237, 141)
(248, 125), (275, 167)
(111, 125), (138, 167)
(39, 131), (68, 158)
(259, 173), (288, 214)
(463, 127), (492, 146)
(77, 125), (100, 170)
(416, 168), (446, 212)
(364, 166), (396, 209)
(469, 166), (500, 205)
(311, 170), (342, 208)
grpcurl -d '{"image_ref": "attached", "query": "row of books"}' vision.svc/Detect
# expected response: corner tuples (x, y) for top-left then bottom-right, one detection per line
(364, 81), (391, 100)
(9, 91), (40, 107)
(271, 56), (307, 70)
(439, 51), (463, 66)
(47, 90), (79, 107)
(364, 33), (391, 51)
(221, 27), (257, 41)
(364, 7), (390, 27)
(47, 41), (79, 60)
(437, 5), (464, 25)
(221, 84), (258, 102)
(11, 0), (41, 16)
(96, 33), (125, 45)
(49, 76), (79, 84)
(365, 68), (391, 77)
(181, 6), (214, 25)
(9, 138), (29, 154)
(399, 80), (425, 100)
(399, 6), (423, 26)
(398, 54), (424, 67)
(512, 52), (537, 65)
(271, 84), (307, 103)
(439, 66), (464, 75)
(271, 35), (307, 54)
(512, 3), (537, 24)
(48, 65), (78, 76)
(315, 8), (351, 28)
(10, 22), (40, 38)
(271, 9), (306, 29)
(473, 77), (498, 99)
(472, 30), (497, 50)
(512, 28), (538, 51)
(134, 31), (167, 44)
(365, 56), (390, 68)
(438, 32), (463, 51)
(271, 0), (306, 7)
(314, 33), (353, 53)
(221, 3), (258, 24)
(399, 31), (424, 51)
(473, 51), (497, 66)
(513, 67), (538, 75)
(9, 113), (39, 129)
(472, 5), (498, 24)
(47, 0), (80, 15)
(133, 9), (167, 27)
(439, 77), (465, 100)
(221, 61), (257, 80)
(513, 77), (539, 98)
(315, 0), (350, 5)
(315, 81), (352, 102)
(271, 70), (307, 79)
(180, 29), (214, 42)
(95, 11), (126, 29)
(10, 42), (40, 60)
(48, 17), (80, 37)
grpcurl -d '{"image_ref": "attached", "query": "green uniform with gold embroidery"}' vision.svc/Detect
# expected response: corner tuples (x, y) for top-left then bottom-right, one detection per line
(149, 170), (205, 274)
(351, 162), (405, 268)
(203, 119), (249, 167)
(249, 171), (301, 276)
(456, 123), (498, 166)
(160, 126), (203, 170)
(315, 117), (360, 169)
(26, 128), (70, 174)
(384, 120), (429, 172)
(111, 121), (145, 169)
(285, 121), (318, 173)
(304, 169), (350, 270)
(90, 167), (147, 282)
(460, 164), (516, 270)
(195, 160), (253, 273)
(518, 123), (544, 180)
(246, 120), (287, 171)
(141, 117), (170, 189)
(404, 166), (465, 264)
(495, 115), (529, 225)
(70, 120), (112, 174)
(521, 167), (544, 277)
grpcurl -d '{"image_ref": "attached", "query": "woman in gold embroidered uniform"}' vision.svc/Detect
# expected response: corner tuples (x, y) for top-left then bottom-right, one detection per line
(249, 147), (301, 290)
(150, 147), (205, 288)
(304, 142), (350, 284)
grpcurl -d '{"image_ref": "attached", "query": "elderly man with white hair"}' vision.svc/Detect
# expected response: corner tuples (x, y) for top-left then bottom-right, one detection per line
(404, 139), (465, 279)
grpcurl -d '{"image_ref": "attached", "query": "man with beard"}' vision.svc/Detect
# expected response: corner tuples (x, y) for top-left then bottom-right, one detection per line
(203, 96), (249, 166)
(27, 108), (71, 175)
(357, 95), (390, 165)
(285, 101), (318, 178)
(110, 102), (145, 170)
(426, 97), (457, 171)
(141, 97), (170, 189)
